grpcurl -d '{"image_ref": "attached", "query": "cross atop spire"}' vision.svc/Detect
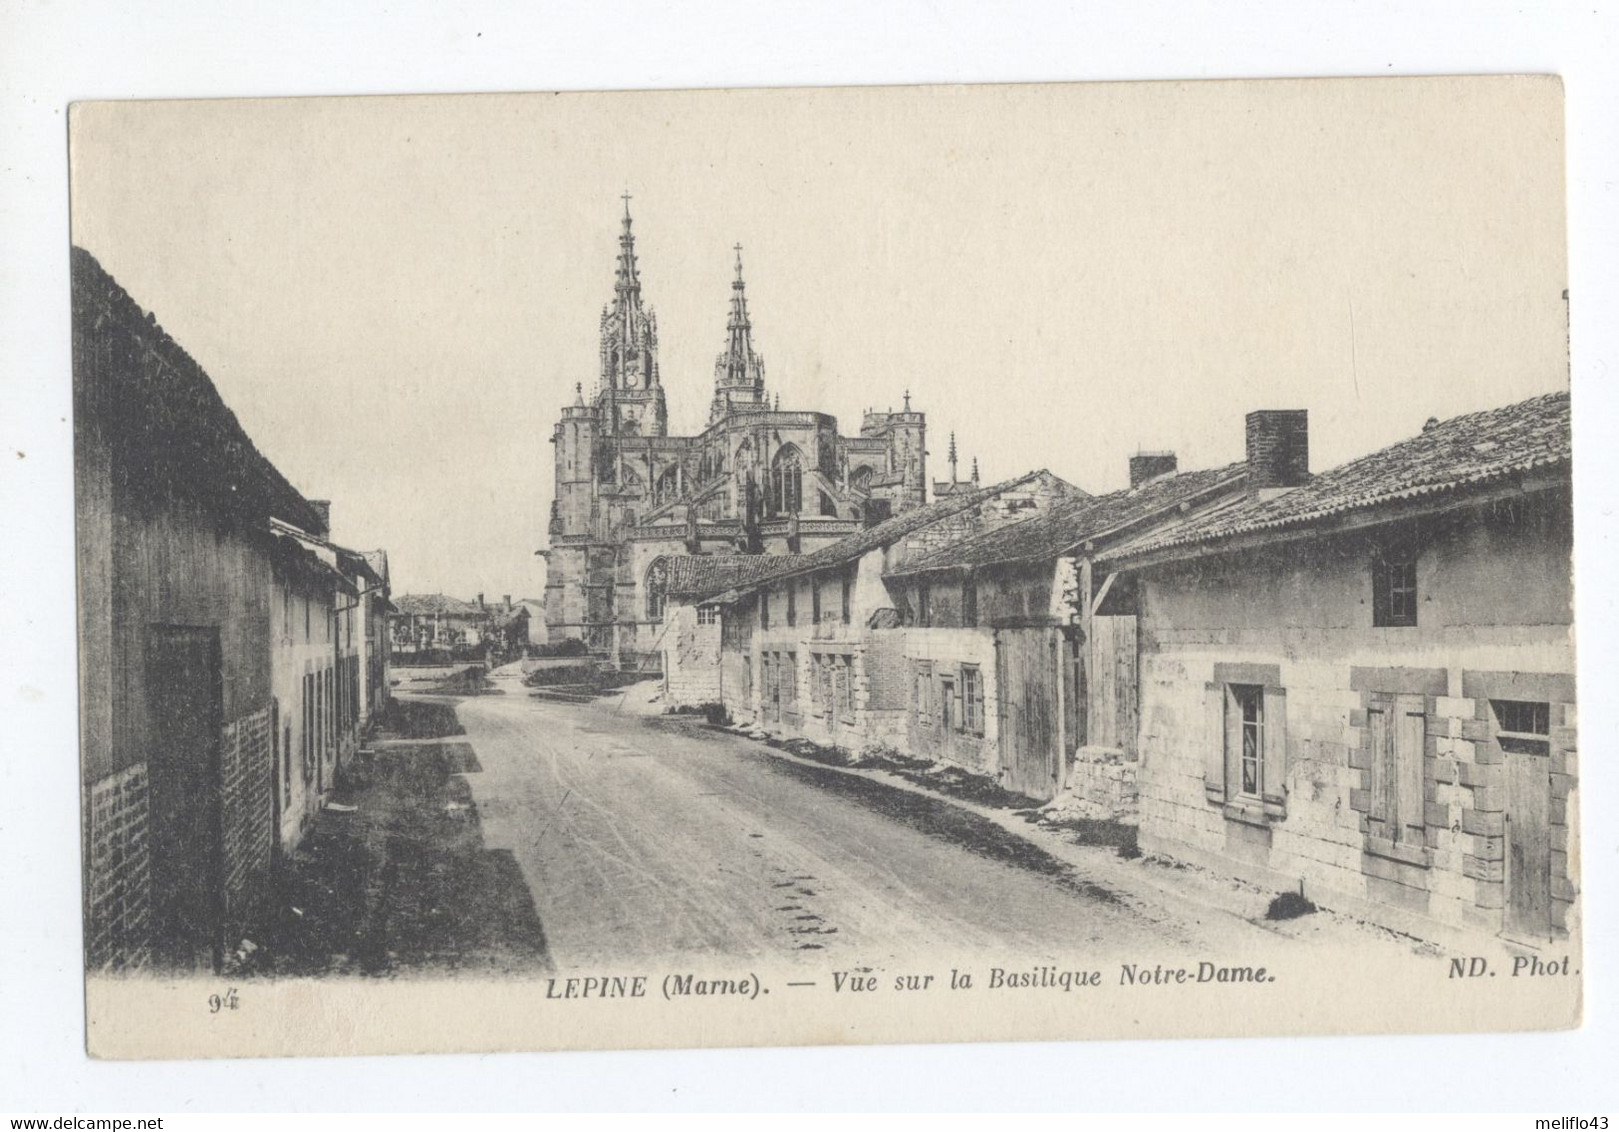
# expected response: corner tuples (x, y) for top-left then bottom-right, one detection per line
(710, 241), (768, 424)
(621, 189), (633, 215)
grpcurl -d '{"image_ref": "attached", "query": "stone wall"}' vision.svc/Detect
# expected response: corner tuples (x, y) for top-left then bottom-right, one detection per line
(903, 627), (1000, 773)
(1133, 497), (1577, 942)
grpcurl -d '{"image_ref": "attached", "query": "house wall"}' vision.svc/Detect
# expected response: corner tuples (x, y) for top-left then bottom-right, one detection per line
(661, 602), (724, 706)
(1133, 493), (1577, 942)
(78, 474), (276, 972)
(268, 572), (336, 856)
(903, 628), (1000, 774)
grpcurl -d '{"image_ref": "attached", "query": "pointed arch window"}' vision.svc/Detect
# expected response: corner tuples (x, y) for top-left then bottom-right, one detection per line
(645, 556), (669, 622)
(850, 465), (874, 495)
(772, 445), (804, 515)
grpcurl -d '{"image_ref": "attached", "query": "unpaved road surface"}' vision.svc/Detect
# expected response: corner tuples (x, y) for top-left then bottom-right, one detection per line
(448, 674), (1240, 974)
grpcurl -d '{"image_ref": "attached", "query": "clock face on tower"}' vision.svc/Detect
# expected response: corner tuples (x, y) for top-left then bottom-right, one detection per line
(625, 370), (640, 389)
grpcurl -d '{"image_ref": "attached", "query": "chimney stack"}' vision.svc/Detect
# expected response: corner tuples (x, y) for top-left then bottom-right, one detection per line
(1245, 410), (1310, 488)
(503, 595), (512, 609)
(477, 592), (485, 609)
(308, 499), (331, 535)
(1128, 452), (1178, 487)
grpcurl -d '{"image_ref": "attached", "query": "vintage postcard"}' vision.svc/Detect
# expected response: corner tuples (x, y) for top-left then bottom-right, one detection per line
(69, 75), (1578, 1060)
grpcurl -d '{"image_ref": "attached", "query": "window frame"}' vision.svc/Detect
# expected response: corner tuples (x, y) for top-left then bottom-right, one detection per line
(1492, 698), (1551, 756)
(960, 663), (984, 735)
(1372, 536), (1419, 628)
(1227, 683), (1265, 803)
(915, 660), (933, 725)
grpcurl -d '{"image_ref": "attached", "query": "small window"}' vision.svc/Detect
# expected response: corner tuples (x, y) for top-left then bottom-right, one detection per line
(760, 589), (771, 630)
(962, 573), (978, 628)
(780, 653), (798, 709)
(841, 569), (853, 625)
(1228, 684), (1264, 799)
(961, 664), (984, 735)
(1372, 547), (1418, 627)
(786, 586), (797, 628)
(696, 605), (720, 626)
(1492, 699), (1550, 755)
(812, 580), (822, 625)
(917, 582), (932, 628)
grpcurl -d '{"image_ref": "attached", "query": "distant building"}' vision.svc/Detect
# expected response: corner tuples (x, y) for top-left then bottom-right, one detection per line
(543, 201), (934, 668)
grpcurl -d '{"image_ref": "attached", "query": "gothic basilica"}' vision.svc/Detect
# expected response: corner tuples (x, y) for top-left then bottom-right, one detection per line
(543, 201), (935, 662)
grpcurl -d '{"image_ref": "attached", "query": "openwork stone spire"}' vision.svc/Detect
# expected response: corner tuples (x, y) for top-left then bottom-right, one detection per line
(709, 243), (769, 424)
(598, 192), (661, 407)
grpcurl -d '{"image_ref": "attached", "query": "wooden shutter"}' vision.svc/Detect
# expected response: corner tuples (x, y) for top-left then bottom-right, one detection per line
(1204, 681), (1226, 803)
(1367, 699), (1391, 839)
(1262, 686), (1288, 815)
(1395, 694), (1427, 844)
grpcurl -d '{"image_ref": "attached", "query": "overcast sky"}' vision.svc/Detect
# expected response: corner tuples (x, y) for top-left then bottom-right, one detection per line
(68, 77), (1567, 600)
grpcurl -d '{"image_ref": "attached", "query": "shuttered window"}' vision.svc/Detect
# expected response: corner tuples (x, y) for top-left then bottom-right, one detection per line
(961, 664), (984, 735)
(1205, 678), (1288, 818)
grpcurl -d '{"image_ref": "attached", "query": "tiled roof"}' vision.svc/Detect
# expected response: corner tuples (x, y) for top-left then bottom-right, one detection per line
(692, 470), (1056, 600)
(1100, 391), (1571, 564)
(665, 555), (807, 597)
(887, 463), (1248, 577)
(393, 593), (483, 616)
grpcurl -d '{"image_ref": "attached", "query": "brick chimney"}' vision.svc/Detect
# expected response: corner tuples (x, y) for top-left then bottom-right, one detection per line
(1245, 410), (1309, 488)
(1128, 452), (1177, 487)
(308, 499), (331, 535)
(477, 592), (485, 609)
(503, 594), (512, 609)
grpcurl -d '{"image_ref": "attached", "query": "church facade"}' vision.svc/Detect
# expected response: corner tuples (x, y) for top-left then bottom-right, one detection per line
(543, 202), (933, 665)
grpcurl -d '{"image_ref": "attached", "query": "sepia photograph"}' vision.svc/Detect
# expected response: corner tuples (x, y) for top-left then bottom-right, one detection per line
(65, 74), (1580, 1061)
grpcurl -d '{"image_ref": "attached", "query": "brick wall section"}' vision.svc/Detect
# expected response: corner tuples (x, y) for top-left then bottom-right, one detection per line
(219, 706), (274, 940)
(1244, 410), (1309, 488)
(84, 762), (152, 971)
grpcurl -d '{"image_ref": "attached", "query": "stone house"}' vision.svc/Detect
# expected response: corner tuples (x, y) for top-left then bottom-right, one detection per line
(267, 523), (391, 856)
(661, 470), (1082, 752)
(884, 457), (1251, 801)
(1096, 395), (1575, 945)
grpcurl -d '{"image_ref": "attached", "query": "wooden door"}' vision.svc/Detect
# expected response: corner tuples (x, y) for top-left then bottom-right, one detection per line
(1506, 747), (1553, 940)
(145, 625), (224, 972)
(996, 627), (1061, 800)
(1085, 615), (1138, 753)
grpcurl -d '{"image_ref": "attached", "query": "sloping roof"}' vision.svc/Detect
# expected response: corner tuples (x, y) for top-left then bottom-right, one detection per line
(393, 593), (483, 616)
(693, 470), (1061, 601)
(887, 462), (1249, 577)
(1100, 391), (1571, 564)
(71, 247), (328, 536)
(665, 555), (807, 598)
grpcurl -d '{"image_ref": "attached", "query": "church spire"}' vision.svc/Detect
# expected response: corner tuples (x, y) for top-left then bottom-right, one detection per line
(710, 242), (768, 425)
(597, 193), (664, 435)
(613, 191), (642, 312)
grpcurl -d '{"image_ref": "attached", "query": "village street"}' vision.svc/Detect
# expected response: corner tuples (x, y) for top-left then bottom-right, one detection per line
(401, 664), (1346, 975)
